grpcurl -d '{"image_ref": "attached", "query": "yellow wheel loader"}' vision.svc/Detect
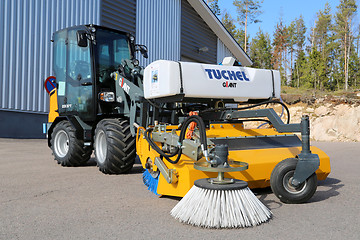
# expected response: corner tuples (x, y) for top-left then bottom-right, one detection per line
(45, 25), (330, 204)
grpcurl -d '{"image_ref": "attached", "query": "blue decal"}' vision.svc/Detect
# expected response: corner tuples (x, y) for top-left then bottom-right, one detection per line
(227, 71), (237, 80)
(242, 72), (250, 81)
(204, 68), (249, 81)
(221, 70), (229, 80)
(236, 71), (243, 81)
(205, 69), (213, 79)
(212, 69), (222, 79)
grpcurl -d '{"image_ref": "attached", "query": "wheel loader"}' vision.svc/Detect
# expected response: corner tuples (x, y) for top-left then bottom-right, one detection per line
(45, 24), (330, 204)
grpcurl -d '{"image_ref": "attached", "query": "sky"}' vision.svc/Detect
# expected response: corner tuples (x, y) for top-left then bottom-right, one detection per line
(218, 0), (360, 41)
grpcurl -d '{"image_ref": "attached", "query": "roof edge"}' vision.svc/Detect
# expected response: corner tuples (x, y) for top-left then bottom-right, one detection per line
(187, 0), (253, 66)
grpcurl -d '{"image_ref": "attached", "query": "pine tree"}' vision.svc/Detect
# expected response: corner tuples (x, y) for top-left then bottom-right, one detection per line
(349, 46), (360, 88)
(222, 11), (237, 37)
(207, 0), (221, 16)
(222, 11), (247, 49)
(312, 3), (333, 90)
(334, 0), (357, 90)
(249, 28), (272, 69)
(272, 20), (288, 85)
(233, 0), (263, 52)
(292, 51), (308, 88)
(287, 22), (295, 76)
(292, 16), (307, 88)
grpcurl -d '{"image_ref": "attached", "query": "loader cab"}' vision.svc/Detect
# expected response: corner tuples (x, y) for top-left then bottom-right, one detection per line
(53, 25), (136, 122)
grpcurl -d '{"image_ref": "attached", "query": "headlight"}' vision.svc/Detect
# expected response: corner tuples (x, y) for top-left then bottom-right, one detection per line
(99, 92), (115, 102)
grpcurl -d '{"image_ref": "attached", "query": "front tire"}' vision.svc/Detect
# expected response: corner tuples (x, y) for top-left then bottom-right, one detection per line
(50, 120), (92, 166)
(270, 158), (317, 204)
(94, 119), (136, 174)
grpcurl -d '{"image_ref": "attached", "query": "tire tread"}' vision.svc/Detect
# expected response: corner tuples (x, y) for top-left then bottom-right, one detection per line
(50, 120), (92, 167)
(94, 118), (135, 174)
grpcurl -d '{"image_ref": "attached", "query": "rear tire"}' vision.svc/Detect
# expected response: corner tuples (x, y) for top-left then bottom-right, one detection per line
(51, 120), (92, 166)
(270, 158), (317, 204)
(94, 119), (136, 174)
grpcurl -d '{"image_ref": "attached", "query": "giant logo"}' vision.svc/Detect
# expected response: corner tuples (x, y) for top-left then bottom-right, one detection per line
(204, 69), (250, 81)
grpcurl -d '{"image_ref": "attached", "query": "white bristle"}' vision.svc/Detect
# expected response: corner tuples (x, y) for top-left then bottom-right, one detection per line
(170, 185), (272, 228)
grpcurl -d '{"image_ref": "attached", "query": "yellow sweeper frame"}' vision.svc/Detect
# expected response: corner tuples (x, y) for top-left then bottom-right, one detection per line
(136, 122), (330, 198)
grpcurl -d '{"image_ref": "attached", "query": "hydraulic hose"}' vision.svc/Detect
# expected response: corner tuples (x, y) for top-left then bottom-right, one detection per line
(144, 115), (208, 164)
(201, 99), (291, 124)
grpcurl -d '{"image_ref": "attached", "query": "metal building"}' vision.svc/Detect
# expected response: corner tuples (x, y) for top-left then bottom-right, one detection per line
(0, 0), (251, 138)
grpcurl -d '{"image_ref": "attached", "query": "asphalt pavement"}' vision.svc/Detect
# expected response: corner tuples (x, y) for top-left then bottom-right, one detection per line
(0, 139), (359, 240)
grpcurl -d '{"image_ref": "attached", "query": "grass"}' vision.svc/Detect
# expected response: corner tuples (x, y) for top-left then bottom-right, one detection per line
(281, 86), (359, 98)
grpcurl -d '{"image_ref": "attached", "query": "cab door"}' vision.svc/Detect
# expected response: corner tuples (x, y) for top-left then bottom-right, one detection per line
(54, 27), (95, 121)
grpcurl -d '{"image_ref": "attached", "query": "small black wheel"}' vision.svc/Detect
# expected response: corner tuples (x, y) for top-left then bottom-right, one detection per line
(50, 120), (92, 166)
(270, 158), (317, 204)
(94, 119), (136, 174)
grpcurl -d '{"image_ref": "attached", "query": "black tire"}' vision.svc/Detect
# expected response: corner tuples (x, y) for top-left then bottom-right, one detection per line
(50, 120), (92, 167)
(94, 118), (136, 174)
(270, 158), (317, 204)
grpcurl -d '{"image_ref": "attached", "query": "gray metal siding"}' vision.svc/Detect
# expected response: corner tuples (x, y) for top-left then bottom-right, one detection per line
(136, 0), (181, 67)
(100, 0), (136, 35)
(217, 38), (235, 63)
(0, 0), (100, 113)
(181, 0), (217, 64)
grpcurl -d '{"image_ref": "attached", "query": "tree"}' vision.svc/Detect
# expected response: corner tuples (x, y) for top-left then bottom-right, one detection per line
(311, 3), (333, 90)
(291, 51), (308, 88)
(292, 16), (307, 88)
(222, 11), (247, 49)
(234, 29), (247, 50)
(294, 16), (307, 55)
(272, 20), (288, 85)
(334, 0), (357, 90)
(285, 22), (296, 83)
(206, 0), (221, 16)
(249, 28), (272, 69)
(233, 0), (263, 52)
(348, 45), (360, 88)
(222, 11), (237, 37)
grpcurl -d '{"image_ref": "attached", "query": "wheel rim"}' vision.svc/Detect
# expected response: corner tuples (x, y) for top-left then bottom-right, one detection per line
(54, 130), (69, 158)
(95, 130), (107, 164)
(283, 170), (307, 194)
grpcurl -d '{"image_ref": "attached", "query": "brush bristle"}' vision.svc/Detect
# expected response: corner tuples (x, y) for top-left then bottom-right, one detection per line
(142, 169), (159, 195)
(170, 185), (272, 228)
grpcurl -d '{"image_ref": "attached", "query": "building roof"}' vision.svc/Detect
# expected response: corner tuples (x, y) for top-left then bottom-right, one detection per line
(187, 0), (253, 66)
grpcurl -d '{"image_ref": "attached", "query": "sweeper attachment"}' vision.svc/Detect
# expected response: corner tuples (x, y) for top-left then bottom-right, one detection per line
(136, 58), (331, 228)
(45, 24), (330, 228)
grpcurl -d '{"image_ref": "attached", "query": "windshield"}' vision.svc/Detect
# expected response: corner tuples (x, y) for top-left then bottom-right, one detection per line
(95, 29), (131, 85)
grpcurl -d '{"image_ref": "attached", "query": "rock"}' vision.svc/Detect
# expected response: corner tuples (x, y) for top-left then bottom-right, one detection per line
(314, 106), (329, 116)
(306, 107), (314, 113)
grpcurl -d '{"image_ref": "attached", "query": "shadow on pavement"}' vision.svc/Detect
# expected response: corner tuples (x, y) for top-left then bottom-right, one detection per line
(310, 177), (343, 203)
(252, 177), (343, 208)
(79, 157), (144, 174)
(253, 187), (283, 210)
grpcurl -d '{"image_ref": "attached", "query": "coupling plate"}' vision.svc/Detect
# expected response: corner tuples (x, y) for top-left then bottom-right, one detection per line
(194, 178), (248, 190)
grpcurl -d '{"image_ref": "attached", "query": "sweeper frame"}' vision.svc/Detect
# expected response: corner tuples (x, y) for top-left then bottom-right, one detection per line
(137, 101), (330, 204)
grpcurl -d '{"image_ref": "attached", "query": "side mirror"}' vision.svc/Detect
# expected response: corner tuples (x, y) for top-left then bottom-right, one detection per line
(135, 44), (148, 59)
(77, 30), (88, 47)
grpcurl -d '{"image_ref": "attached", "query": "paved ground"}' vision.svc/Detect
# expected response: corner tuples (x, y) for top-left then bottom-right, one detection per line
(0, 139), (359, 240)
